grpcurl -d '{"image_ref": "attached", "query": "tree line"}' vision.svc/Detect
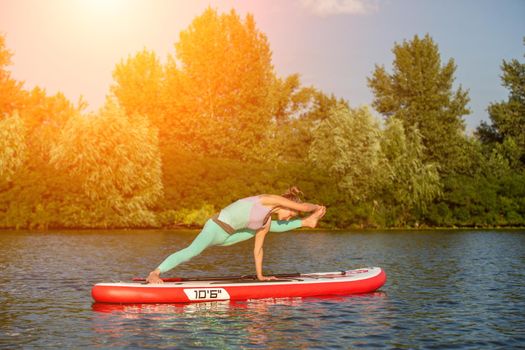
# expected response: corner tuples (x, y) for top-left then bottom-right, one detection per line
(1, 8), (524, 229)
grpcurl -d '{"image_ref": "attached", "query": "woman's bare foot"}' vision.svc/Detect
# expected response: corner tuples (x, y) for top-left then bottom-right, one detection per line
(302, 206), (326, 228)
(146, 269), (164, 284)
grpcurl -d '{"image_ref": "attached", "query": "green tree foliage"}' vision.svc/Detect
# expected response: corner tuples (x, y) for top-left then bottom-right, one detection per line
(49, 101), (163, 227)
(111, 49), (166, 138)
(167, 8), (275, 158)
(1, 13), (524, 229)
(423, 134), (525, 227)
(0, 34), (80, 229)
(379, 119), (441, 225)
(426, 40), (525, 228)
(12, 91), (77, 229)
(426, 155), (525, 227)
(308, 105), (441, 227)
(268, 77), (344, 164)
(158, 204), (216, 227)
(109, 8), (295, 220)
(0, 35), (25, 117)
(309, 104), (385, 202)
(432, 41), (525, 228)
(22, 88), (76, 161)
(477, 38), (525, 165)
(265, 74), (317, 163)
(0, 112), (26, 182)
(368, 34), (470, 172)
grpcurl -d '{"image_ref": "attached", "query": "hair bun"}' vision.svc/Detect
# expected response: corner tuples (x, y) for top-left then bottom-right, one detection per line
(283, 186), (304, 202)
(289, 186), (302, 196)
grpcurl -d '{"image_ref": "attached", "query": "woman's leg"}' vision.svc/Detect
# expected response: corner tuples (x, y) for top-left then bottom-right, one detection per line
(219, 229), (256, 246)
(157, 220), (229, 273)
(219, 219), (303, 246)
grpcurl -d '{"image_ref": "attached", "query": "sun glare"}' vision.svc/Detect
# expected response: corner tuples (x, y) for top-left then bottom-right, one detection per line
(72, 0), (127, 14)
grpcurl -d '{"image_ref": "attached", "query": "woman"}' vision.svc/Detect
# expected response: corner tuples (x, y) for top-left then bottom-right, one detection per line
(147, 187), (326, 283)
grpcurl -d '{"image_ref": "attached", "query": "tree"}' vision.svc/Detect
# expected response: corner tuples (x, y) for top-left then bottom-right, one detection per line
(368, 34), (470, 172)
(0, 34), (26, 118)
(0, 35), (78, 229)
(379, 118), (441, 225)
(266, 75), (344, 163)
(308, 104), (442, 227)
(0, 92), (77, 229)
(0, 111), (26, 182)
(166, 8), (276, 158)
(476, 38), (525, 165)
(111, 48), (165, 138)
(309, 104), (385, 202)
(49, 100), (163, 227)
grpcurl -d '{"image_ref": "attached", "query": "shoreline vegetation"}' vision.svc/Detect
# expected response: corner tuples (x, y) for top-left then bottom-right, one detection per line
(1, 9), (524, 231)
(1, 222), (525, 232)
(2, 227), (525, 233)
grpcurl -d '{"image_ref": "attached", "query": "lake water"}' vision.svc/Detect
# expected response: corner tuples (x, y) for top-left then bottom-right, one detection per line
(0, 229), (524, 349)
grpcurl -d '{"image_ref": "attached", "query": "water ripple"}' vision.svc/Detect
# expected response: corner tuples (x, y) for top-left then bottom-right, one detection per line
(1, 230), (524, 348)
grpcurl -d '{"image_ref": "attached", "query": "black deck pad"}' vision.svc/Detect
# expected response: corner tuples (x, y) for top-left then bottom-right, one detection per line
(209, 278), (304, 284)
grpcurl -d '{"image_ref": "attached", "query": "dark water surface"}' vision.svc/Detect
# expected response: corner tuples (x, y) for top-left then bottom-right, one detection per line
(1, 229), (524, 349)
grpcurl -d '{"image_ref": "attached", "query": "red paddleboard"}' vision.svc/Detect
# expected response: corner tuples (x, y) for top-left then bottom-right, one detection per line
(92, 267), (386, 304)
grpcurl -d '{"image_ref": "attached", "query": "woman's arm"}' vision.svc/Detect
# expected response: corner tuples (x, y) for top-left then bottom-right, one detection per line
(253, 224), (276, 281)
(261, 195), (319, 212)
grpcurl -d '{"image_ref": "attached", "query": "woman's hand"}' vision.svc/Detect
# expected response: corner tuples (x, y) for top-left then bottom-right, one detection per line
(257, 275), (278, 281)
(146, 269), (163, 284)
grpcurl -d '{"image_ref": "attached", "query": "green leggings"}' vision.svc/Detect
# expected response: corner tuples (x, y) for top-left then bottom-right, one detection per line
(157, 219), (302, 273)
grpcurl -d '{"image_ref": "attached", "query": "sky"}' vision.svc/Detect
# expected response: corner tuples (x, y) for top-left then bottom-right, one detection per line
(0, 0), (524, 131)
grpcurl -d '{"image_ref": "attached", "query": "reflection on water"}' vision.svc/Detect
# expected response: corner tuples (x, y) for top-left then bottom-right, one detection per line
(92, 292), (388, 314)
(90, 293), (389, 349)
(1, 230), (524, 348)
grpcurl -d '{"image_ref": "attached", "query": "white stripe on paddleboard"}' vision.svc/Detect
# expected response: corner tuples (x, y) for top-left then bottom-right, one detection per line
(95, 267), (382, 288)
